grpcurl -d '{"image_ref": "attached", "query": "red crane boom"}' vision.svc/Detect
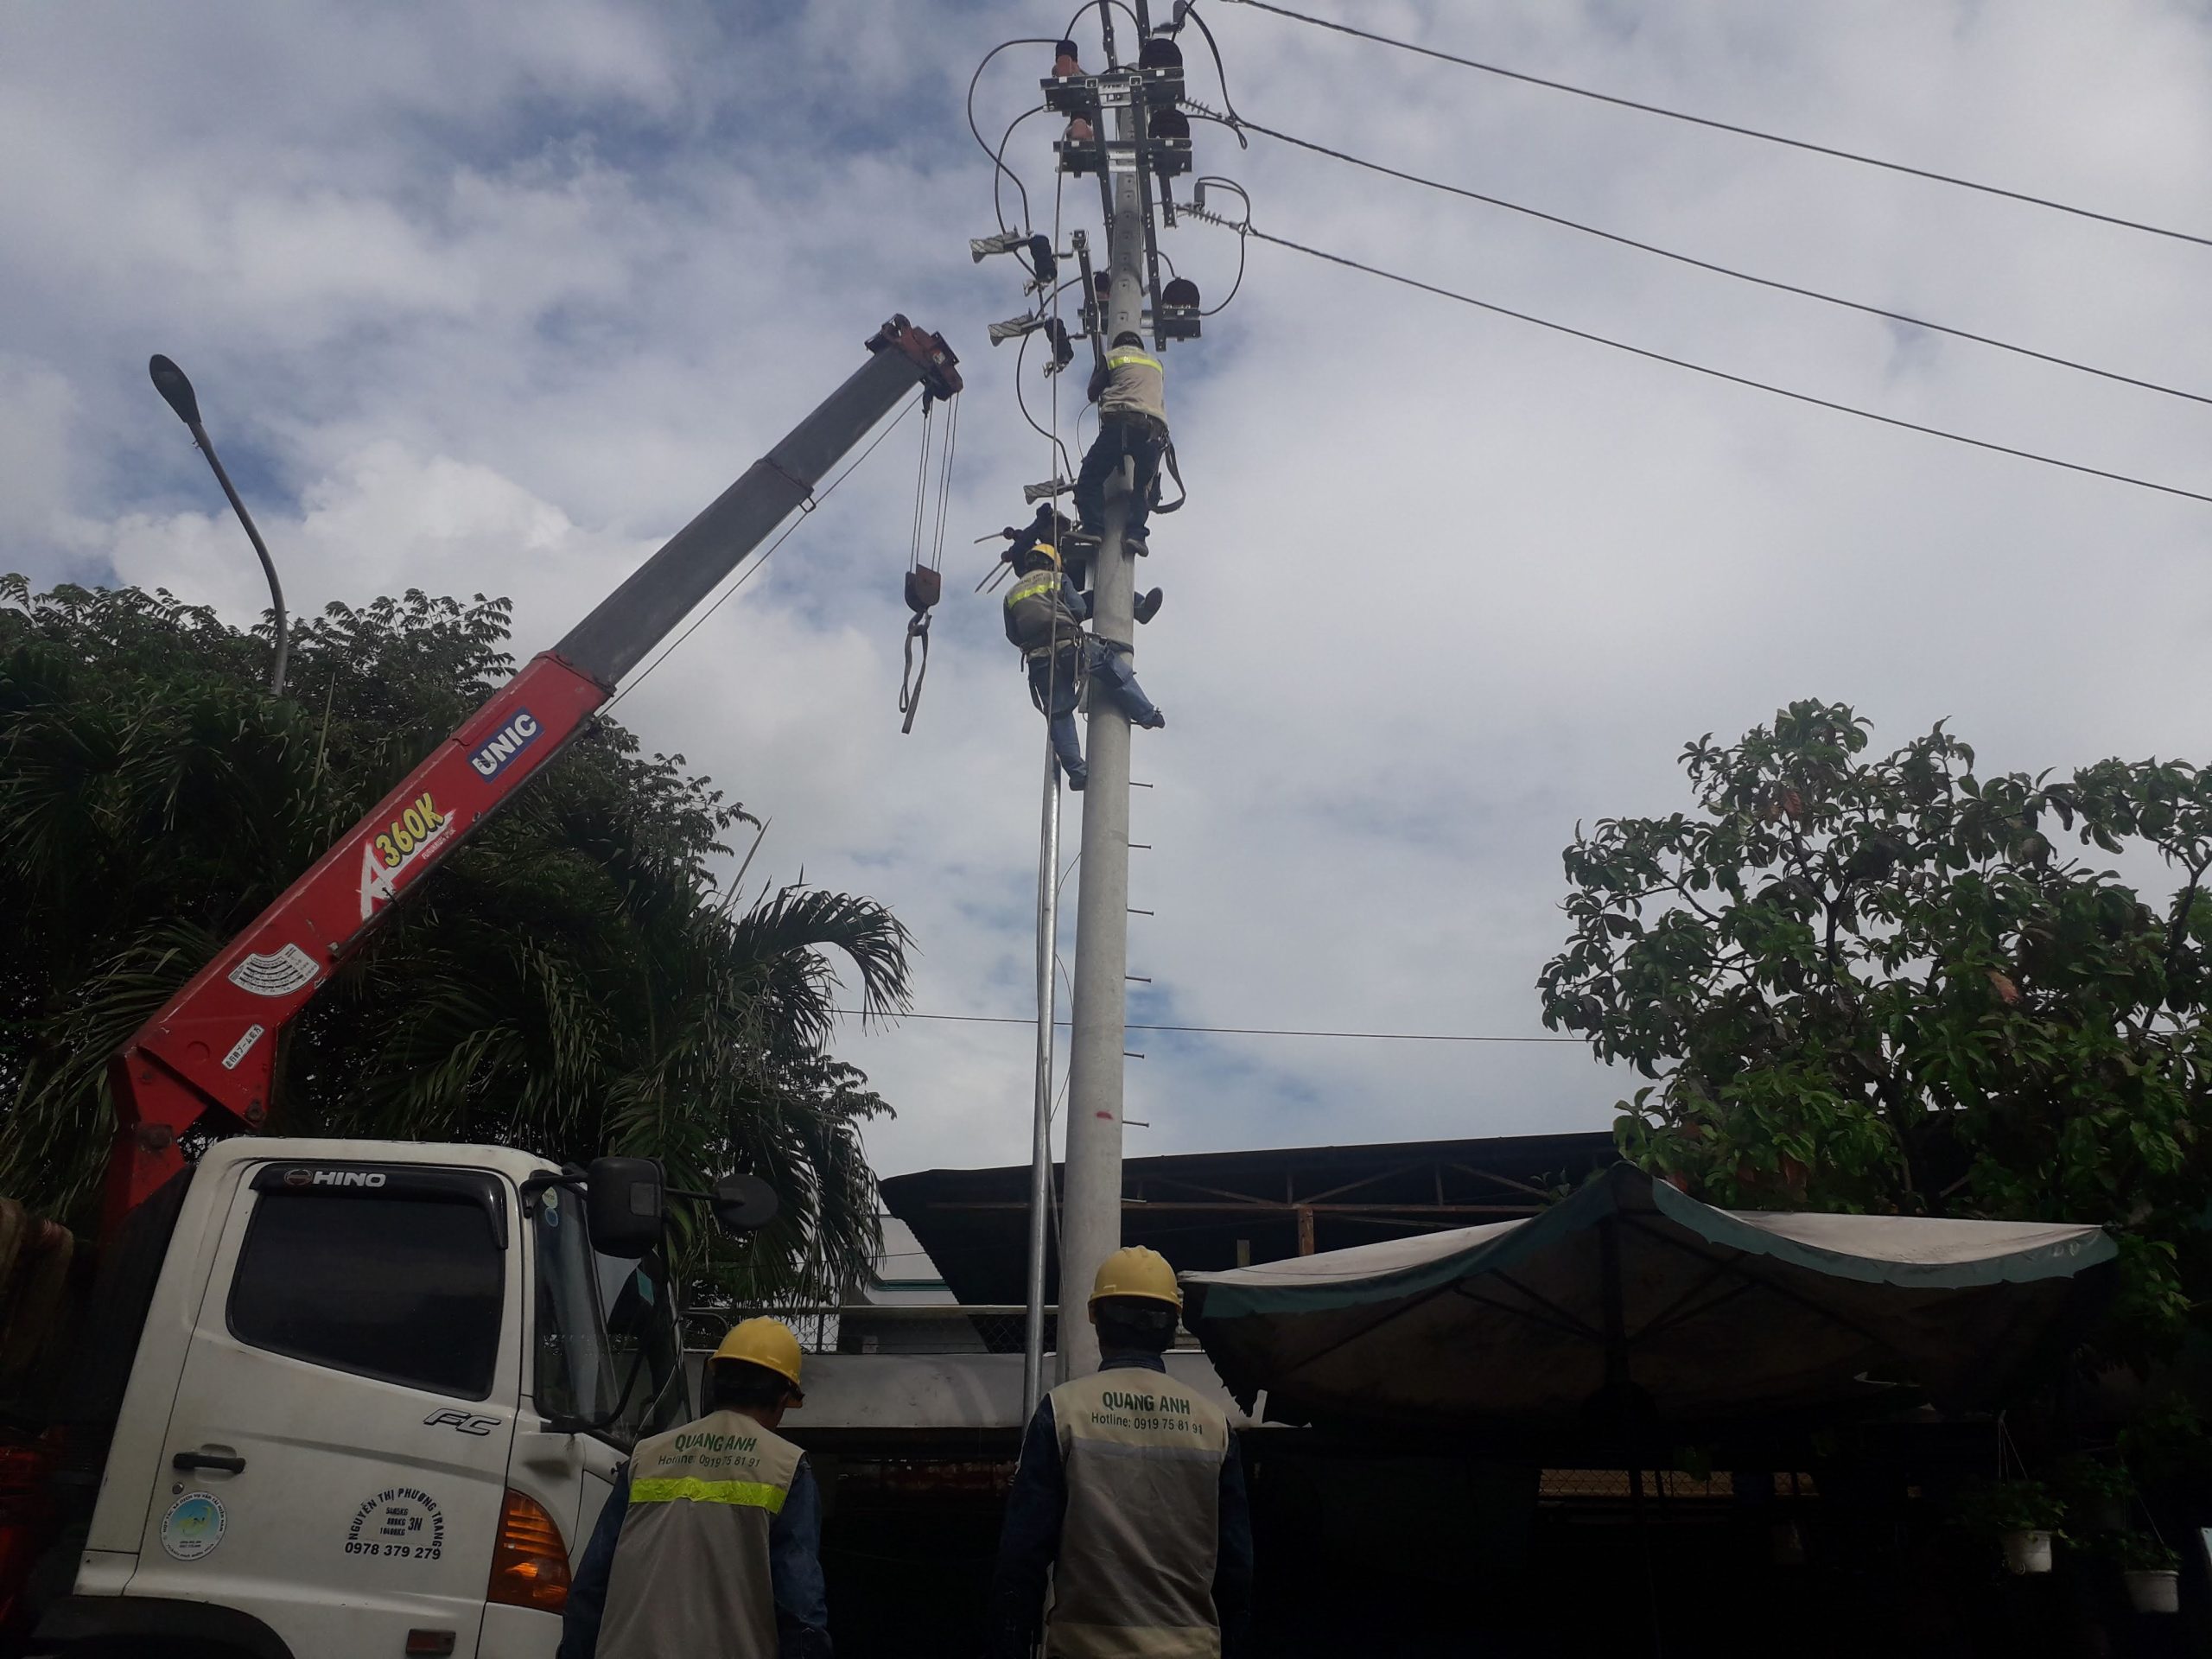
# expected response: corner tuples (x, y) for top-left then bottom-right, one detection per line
(102, 315), (960, 1231)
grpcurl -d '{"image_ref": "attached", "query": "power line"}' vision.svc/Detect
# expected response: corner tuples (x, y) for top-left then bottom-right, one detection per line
(1224, 113), (2212, 409)
(833, 1008), (1582, 1044)
(1185, 208), (2212, 509)
(1217, 0), (2212, 251)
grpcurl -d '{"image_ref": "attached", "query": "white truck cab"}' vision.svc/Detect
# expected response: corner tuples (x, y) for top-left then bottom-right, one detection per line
(34, 1139), (691, 1659)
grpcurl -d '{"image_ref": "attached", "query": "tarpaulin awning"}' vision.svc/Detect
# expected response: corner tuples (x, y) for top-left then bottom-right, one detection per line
(1182, 1163), (2115, 1433)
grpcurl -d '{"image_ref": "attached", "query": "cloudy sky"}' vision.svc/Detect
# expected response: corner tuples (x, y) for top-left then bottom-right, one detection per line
(6, 1), (2209, 1182)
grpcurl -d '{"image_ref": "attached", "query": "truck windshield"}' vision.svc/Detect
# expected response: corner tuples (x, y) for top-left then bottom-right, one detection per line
(531, 1185), (688, 1445)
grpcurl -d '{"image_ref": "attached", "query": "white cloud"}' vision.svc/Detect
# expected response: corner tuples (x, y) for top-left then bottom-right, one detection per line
(10, 0), (2212, 1183)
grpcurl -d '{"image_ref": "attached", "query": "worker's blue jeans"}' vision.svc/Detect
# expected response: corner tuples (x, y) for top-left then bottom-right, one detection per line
(1028, 650), (1086, 784)
(1074, 416), (1164, 542)
(1088, 641), (1161, 727)
(1027, 642), (1161, 787)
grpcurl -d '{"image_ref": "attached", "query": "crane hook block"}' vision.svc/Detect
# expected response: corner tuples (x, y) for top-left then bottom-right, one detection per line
(905, 568), (943, 615)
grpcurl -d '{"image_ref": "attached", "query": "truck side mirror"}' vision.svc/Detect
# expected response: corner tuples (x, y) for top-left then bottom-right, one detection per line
(710, 1175), (779, 1236)
(585, 1156), (666, 1258)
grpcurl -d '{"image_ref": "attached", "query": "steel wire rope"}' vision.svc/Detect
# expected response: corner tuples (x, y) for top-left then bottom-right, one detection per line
(1185, 207), (2212, 508)
(908, 400), (935, 574)
(602, 394), (925, 715)
(901, 392), (959, 730)
(1028, 171), (1073, 1137)
(1216, 114), (2212, 407)
(931, 392), (960, 575)
(1218, 0), (2212, 251)
(1024, 165), (1076, 1359)
(1052, 167), (1069, 476)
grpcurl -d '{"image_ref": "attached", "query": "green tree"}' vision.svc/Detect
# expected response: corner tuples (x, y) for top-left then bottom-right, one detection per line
(1538, 699), (2211, 1344)
(0, 577), (908, 1298)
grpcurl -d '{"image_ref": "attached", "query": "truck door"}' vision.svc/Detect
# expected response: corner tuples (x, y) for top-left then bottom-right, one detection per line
(504, 1182), (690, 1591)
(127, 1160), (521, 1659)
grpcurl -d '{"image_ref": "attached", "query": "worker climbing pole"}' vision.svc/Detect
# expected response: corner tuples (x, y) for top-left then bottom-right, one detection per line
(968, 0), (1244, 1391)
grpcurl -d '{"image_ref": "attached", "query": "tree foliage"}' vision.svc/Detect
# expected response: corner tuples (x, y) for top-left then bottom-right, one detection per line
(0, 577), (909, 1298)
(1539, 699), (2212, 1345)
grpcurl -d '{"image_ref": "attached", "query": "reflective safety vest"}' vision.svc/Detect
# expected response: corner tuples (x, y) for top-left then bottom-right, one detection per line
(1005, 566), (1080, 652)
(594, 1409), (806, 1659)
(1045, 1366), (1233, 1659)
(1097, 349), (1166, 427)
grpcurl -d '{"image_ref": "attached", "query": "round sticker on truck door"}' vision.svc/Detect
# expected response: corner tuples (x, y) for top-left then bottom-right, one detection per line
(161, 1492), (227, 1560)
(345, 1487), (446, 1560)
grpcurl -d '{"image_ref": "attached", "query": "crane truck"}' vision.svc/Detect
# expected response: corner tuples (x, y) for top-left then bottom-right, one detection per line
(0, 315), (963, 1659)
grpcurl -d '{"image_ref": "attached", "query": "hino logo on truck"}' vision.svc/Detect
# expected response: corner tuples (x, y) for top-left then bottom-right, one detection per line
(283, 1168), (388, 1189)
(469, 710), (541, 779)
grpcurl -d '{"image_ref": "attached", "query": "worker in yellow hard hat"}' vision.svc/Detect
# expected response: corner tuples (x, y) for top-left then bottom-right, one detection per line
(1001, 518), (1164, 794)
(560, 1317), (830, 1659)
(987, 1246), (1254, 1657)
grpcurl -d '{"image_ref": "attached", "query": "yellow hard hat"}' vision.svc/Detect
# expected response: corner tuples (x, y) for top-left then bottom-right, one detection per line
(713, 1317), (804, 1394)
(1034, 542), (1063, 568)
(1089, 1245), (1181, 1311)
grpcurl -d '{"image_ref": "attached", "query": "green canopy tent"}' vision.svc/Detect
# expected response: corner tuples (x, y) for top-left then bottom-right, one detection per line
(1183, 1164), (2116, 1437)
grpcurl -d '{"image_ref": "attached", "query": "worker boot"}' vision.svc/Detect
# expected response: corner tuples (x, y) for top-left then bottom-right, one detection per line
(1134, 588), (1163, 625)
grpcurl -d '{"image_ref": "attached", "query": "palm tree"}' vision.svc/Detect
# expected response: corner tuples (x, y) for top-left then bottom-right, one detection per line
(0, 577), (908, 1290)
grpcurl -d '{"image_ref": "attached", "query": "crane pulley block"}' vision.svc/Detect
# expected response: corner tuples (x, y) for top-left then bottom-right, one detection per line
(904, 567), (943, 615)
(867, 315), (963, 402)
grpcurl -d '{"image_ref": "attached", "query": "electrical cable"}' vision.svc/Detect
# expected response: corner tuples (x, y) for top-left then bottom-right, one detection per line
(1065, 0), (1146, 51)
(1218, 0), (2212, 251)
(605, 394), (925, 713)
(1186, 208), (2212, 508)
(993, 106), (1048, 258)
(1175, 1), (1248, 141)
(1221, 117), (2212, 408)
(969, 38), (1058, 238)
(834, 1008), (1582, 1043)
(1014, 326), (1077, 480)
(1186, 175), (1250, 315)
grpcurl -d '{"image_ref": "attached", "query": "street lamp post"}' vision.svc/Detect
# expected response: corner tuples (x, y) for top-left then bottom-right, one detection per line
(149, 354), (289, 697)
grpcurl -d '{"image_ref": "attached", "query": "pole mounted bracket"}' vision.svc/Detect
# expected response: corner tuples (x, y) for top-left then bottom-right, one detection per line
(868, 315), (963, 401)
(1048, 66), (1189, 180)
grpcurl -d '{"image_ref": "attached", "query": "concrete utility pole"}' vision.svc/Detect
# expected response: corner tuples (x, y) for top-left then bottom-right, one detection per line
(1059, 62), (1152, 1381)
